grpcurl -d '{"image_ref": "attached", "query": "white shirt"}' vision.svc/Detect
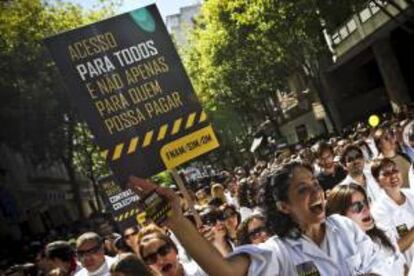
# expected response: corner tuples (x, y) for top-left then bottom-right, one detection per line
(230, 215), (387, 275)
(229, 236), (296, 276)
(75, 256), (115, 276)
(372, 238), (406, 276)
(170, 231), (192, 264)
(366, 137), (379, 159)
(410, 261), (414, 276)
(339, 170), (384, 203)
(224, 190), (239, 208)
(372, 189), (414, 266)
(183, 260), (207, 276)
(239, 206), (254, 222)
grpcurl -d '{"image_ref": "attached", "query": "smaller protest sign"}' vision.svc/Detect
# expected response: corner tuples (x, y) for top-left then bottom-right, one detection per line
(100, 176), (141, 231)
(99, 176), (170, 231)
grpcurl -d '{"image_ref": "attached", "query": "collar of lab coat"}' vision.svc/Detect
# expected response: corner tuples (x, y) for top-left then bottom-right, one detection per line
(377, 188), (414, 210)
(283, 222), (340, 268)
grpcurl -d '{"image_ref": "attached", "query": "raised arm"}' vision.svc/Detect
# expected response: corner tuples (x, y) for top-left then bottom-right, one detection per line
(128, 176), (250, 276)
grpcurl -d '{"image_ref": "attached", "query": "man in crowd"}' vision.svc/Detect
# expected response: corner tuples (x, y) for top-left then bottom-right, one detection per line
(315, 142), (347, 192)
(122, 226), (139, 255)
(374, 127), (411, 187)
(75, 232), (115, 276)
(339, 145), (383, 203)
(46, 241), (82, 275)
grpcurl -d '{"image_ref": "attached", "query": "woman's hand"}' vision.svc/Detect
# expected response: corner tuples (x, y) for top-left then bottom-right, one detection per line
(128, 176), (184, 229)
(128, 177), (250, 276)
(199, 225), (215, 242)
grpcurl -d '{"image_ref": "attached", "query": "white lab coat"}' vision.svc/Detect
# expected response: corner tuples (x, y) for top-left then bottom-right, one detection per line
(230, 215), (388, 275)
(75, 256), (115, 276)
(371, 188), (414, 266)
(229, 236), (297, 276)
(371, 237), (406, 276)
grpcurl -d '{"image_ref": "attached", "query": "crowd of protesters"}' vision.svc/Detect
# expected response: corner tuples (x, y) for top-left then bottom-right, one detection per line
(3, 108), (414, 275)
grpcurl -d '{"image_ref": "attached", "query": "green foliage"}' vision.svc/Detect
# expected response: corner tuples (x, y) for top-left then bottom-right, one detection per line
(0, 0), (115, 177)
(183, 0), (336, 155)
(73, 122), (109, 182)
(151, 171), (174, 187)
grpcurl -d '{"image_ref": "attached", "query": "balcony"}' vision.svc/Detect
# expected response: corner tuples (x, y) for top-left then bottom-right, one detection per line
(329, 0), (411, 58)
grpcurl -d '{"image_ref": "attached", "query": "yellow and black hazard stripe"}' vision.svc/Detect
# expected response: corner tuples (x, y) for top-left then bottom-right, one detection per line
(101, 110), (208, 161)
(114, 208), (140, 222)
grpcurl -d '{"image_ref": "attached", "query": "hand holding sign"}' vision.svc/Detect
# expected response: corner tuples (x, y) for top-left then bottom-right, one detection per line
(128, 176), (182, 228)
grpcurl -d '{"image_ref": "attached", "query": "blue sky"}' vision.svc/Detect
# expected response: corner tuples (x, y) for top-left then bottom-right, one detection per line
(67, 0), (200, 20)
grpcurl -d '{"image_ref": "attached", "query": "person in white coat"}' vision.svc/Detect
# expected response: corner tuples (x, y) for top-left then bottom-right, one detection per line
(371, 158), (414, 267)
(128, 162), (389, 276)
(326, 183), (406, 275)
(75, 232), (116, 276)
(339, 145), (383, 203)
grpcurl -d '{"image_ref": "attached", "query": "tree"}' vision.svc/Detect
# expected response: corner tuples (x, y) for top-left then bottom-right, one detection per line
(0, 0), (116, 218)
(183, 0), (337, 153)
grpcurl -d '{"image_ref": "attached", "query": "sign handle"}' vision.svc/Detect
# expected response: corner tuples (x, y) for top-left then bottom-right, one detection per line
(170, 169), (202, 227)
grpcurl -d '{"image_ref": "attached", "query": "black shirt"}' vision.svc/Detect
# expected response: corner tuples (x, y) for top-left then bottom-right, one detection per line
(317, 164), (347, 191)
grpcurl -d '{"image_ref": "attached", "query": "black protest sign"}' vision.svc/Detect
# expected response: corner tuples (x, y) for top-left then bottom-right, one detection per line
(99, 176), (142, 231)
(45, 5), (219, 187)
(100, 176), (171, 230)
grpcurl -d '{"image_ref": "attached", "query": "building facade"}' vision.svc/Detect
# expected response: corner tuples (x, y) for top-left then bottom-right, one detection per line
(322, 0), (414, 129)
(0, 144), (97, 240)
(166, 3), (201, 47)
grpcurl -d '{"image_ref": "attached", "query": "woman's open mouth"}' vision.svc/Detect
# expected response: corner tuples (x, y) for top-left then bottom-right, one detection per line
(309, 201), (324, 215)
(362, 216), (372, 222)
(161, 263), (173, 273)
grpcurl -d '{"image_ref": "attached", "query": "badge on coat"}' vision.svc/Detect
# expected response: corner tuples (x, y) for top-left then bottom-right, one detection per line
(296, 261), (321, 276)
(396, 224), (409, 237)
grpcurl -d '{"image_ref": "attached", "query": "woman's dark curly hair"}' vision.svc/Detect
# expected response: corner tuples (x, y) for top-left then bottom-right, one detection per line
(261, 161), (313, 239)
(237, 178), (255, 208)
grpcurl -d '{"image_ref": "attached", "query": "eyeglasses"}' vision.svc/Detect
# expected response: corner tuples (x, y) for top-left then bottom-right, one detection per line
(345, 151), (363, 163)
(349, 200), (368, 214)
(76, 244), (102, 258)
(124, 230), (138, 239)
(248, 226), (267, 240)
(142, 243), (172, 265)
(380, 168), (399, 177)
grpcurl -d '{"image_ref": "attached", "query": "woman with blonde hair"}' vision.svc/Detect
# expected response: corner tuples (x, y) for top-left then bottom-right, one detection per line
(210, 183), (227, 205)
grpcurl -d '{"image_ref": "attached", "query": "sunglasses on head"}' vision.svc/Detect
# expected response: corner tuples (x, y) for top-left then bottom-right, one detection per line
(248, 226), (267, 239)
(76, 244), (102, 258)
(142, 243), (172, 265)
(345, 150), (363, 163)
(349, 200), (368, 214)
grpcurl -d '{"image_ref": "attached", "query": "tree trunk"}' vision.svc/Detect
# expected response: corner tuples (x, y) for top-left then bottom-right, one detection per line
(64, 116), (86, 219)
